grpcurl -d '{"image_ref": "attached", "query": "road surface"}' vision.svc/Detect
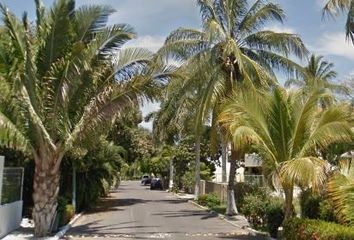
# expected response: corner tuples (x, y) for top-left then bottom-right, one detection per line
(65, 181), (264, 240)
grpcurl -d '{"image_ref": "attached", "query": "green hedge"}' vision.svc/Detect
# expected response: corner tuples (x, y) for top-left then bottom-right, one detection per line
(283, 218), (354, 240)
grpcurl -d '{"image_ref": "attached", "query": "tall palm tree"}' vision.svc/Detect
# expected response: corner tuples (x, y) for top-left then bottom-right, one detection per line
(0, 0), (165, 236)
(323, 0), (354, 43)
(219, 86), (354, 219)
(285, 54), (349, 107)
(159, 0), (308, 214)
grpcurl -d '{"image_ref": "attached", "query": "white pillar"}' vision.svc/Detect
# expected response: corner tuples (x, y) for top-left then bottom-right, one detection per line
(0, 156), (4, 205)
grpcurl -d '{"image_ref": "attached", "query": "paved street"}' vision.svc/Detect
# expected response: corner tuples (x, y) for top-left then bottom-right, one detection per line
(64, 181), (265, 240)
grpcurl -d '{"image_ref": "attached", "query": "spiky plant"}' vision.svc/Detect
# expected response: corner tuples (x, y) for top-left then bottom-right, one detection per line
(0, 0), (167, 236)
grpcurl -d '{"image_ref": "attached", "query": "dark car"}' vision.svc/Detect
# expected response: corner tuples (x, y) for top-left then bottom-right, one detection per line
(141, 175), (151, 185)
(150, 178), (163, 190)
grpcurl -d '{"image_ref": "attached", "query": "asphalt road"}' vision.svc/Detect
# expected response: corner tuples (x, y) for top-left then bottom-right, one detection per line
(64, 181), (263, 240)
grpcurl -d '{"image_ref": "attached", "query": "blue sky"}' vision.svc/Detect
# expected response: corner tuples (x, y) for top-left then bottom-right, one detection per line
(2, 0), (354, 128)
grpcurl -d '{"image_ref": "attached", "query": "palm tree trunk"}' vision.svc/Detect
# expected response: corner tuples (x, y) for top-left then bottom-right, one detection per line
(226, 146), (238, 215)
(194, 135), (201, 200)
(283, 186), (295, 220)
(221, 140), (228, 183)
(32, 153), (62, 237)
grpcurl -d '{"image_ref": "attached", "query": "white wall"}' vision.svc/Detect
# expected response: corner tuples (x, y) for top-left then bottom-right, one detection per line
(0, 201), (23, 238)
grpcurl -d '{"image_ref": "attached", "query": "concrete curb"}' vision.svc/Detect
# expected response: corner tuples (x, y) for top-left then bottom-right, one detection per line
(49, 212), (85, 240)
(187, 199), (271, 239)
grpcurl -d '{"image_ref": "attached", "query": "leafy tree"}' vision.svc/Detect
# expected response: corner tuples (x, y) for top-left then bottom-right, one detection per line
(0, 0), (163, 236)
(220, 87), (353, 220)
(159, 0), (307, 214)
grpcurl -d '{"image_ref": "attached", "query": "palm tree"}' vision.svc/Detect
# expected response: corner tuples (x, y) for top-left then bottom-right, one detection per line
(285, 54), (349, 107)
(159, 0), (308, 214)
(219, 87), (353, 219)
(0, 0), (164, 236)
(323, 0), (354, 43)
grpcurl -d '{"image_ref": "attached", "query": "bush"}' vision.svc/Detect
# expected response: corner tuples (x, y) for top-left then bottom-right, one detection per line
(266, 199), (284, 238)
(319, 200), (337, 222)
(60, 204), (75, 226)
(234, 182), (257, 209)
(283, 218), (354, 240)
(300, 189), (321, 219)
(197, 193), (221, 209)
(242, 192), (269, 228)
(241, 190), (284, 238)
(299, 189), (337, 222)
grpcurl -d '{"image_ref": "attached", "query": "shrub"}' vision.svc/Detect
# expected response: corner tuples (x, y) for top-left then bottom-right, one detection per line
(242, 192), (269, 229)
(283, 218), (354, 240)
(241, 190), (284, 238)
(234, 182), (257, 209)
(196, 193), (221, 209)
(197, 194), (208, 206)
(319, 200), (337, 222)
(60, 204), (75, 226)
(299, 189), (321, 219)
(266, 198), (284, 238)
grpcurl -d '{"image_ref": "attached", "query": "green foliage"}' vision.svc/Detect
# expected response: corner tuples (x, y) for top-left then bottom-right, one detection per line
(60, 204), (75, 226)
(241, 189), (284, 238)
(266, 198), (285, 238)
(197, 193), (221, 209)
(319, 199), (337, 222)
(283, 218), (354, 240)
(234, 182), (258, 210)
(300, 189), (321, 219)
(60, 138), (125, 211)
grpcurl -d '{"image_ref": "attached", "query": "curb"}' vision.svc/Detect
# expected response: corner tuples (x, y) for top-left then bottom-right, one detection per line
(187, 200), (271, 239)
(49, 212), (85, 240)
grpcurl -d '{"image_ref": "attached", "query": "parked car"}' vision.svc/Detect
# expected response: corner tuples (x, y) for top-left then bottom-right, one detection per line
(141, 175), (151, 185)
(150, 178), (163, 190)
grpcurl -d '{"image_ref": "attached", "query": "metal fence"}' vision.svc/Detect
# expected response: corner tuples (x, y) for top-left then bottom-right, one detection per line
(1, 168), (24, 205)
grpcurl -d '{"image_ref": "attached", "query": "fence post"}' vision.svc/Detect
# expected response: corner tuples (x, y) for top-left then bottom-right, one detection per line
(0, 156), (4, 204)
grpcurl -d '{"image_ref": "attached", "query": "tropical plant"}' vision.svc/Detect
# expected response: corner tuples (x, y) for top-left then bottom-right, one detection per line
(327, 159), (354, 224)
(158, 0), (308, 214)
(285, 54), (349, 107)
(323, 0), (354, 43)
(220, 86), (353, 220)
(0, 0), (165, 236)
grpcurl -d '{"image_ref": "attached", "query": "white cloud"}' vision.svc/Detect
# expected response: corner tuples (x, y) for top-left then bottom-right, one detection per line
(316, 32), (354, 60)
(124, 35), (165, 52)
(266, 25), (295, 34)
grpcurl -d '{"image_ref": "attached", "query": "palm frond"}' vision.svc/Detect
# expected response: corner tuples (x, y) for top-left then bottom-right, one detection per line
(327, 159), (354, 224)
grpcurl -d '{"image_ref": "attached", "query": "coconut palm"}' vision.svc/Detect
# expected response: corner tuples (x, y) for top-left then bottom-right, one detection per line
(285, 54), (349, 107)
(159, 0), (308, 214)
(0, 0), (165, 236)
(323, 0), (354, 43)
(219, 87), (354, 219)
